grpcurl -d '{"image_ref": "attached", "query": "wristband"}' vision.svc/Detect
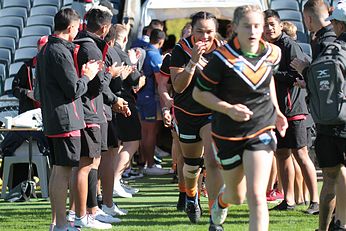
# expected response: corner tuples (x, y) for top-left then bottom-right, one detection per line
(161, 107), (170, 113)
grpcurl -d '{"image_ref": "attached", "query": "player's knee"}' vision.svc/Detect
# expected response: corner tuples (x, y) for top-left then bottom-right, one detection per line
(183, 157), (203, 179)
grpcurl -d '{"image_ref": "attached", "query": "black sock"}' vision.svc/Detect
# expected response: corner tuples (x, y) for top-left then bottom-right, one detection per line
(87, 169), (98, 208)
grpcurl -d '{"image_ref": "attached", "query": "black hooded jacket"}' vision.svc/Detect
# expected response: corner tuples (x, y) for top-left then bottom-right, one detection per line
(273, 32), (309, 118)
(74, 30), (113, 124)
(37, 35), (89, 135)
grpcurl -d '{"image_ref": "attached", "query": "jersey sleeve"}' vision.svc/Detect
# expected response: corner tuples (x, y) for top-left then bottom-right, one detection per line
(160, 54), (171, 77)
(170, 45), (188, 68)
(196, 53), (223, 92)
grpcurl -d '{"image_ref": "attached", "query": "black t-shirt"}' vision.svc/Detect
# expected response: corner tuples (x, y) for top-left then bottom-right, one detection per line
(196, 37), (281, 139)
(170, 35), (221, 115)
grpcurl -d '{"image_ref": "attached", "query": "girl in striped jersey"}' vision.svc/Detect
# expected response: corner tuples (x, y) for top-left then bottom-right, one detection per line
(193, 5), (288, 230)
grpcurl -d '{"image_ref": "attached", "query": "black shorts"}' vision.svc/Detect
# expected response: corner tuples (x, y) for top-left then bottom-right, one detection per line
(116, 105), (141, 142)
(107, 119), (118, 148)
(276, 120), (308, 149)
(100, 122), (108, 152)
(80, 126), (102, 158)
(50, 136), (81, 167)
(315, 134), (346, 168)
(174, 109), (212, 143)
(212, 130), (277, 170)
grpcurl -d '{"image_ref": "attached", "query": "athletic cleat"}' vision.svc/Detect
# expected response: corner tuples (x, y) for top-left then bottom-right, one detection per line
(177, 192), (186, 211)
(102, 203), (128, 216)
(95, 208), (121, 224)
(209, 220), (224, 231)
(74, 214), (112, 229)
(143, 165), (170, 175)
(305, 202), (319, 215)
(211, 198), (228, 225)
(270, 200), (295, 211)
(185, 193), (201, 224)
(155, 146), (170, 157)
(66, 210), (76, 222)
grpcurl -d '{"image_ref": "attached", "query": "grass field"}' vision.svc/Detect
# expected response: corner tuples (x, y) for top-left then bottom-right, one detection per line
(0, 159), (319, 231)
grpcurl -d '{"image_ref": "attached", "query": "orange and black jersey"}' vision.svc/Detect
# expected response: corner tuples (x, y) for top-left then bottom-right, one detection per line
(160, 53), (171, 84)
(170, 35), (223, 116)
(196, 37), (281, 140)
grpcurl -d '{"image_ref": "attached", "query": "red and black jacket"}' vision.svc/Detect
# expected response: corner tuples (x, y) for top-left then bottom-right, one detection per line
(36, 35), (89, 136)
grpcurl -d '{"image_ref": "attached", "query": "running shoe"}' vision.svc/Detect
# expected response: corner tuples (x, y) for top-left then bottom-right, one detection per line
(185, 193), (201, 223)
(113, 182), (132, 198)
(74, 214), (112, 229)
(95, 208), (121, 224)
(66, 210), (75, 222)
(305, 202), (319, 215)
(209, 216), (224, 231)
(102, 203), (128, 216)
(270, 200), (295, 211)
(143, 165), (170, 175)
(176, 192), (186, 211)
(155, 146), (170, 157)
(121, 182), (139, 194)
(210, 197), (228, 225)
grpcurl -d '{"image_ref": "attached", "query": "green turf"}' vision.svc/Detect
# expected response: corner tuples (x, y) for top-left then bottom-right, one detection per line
(0, 163), (319, 230)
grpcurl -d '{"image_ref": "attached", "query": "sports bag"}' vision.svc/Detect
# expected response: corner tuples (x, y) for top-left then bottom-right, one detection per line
(305, 40), (346, 125)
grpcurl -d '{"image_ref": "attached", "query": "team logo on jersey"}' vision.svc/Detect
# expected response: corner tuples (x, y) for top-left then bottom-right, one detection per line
(213, 37), (281, 90)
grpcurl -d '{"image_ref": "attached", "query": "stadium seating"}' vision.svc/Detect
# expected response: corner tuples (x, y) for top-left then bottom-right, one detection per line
(298, 42), (312, 58)
(0, 37), (16, 59)
(9, 62), (24, 78)
(26, 15), (54, 30)
(19, 36), (41, 49)
(0, 27), (20, 43)
(30, 5), (58, 17)
(0, 48), (12, 68)
(0, 7), (28, 22)
(21, 25), (51, 38)
(271, 0), (300, 11)
(0, 16), (24, 34)
(33, 0), (60, 8)
(2, 0), (31, 13)
(277, 10), (303, 22)
(14, 47), (37, 63)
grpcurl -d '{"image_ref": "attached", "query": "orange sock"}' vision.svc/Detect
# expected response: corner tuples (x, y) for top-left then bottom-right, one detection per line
(218, 192), (230, 209)
(186, 187), (197, 198)
(208, 199), (215, 212)
(178, 182), (186, 193)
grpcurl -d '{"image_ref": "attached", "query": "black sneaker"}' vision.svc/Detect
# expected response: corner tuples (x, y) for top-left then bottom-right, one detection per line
(209, 217), (224, 231)
(332, 220), (346, 231)
(305, 202), (319, 215)
(270, 200), (295, 211)
(185, 194), (201, 223)
(154, 154), (162, 164)
(177, 192), (186, 211)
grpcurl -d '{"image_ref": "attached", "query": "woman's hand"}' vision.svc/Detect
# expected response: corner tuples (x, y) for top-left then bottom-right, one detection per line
(226, 104), (253, 122)
(276, 111), (288, 137)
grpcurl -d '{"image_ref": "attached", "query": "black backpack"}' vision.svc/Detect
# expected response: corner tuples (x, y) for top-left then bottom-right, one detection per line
(306, 40), (346, 125)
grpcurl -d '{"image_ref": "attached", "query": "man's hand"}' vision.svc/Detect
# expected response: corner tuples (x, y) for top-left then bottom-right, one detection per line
(82, 60), (104, 80)
(120, 65), (133, 80)
(112, 97), (131, 117)
(133, 76), (146, 93)
(107, 62), (124, 78)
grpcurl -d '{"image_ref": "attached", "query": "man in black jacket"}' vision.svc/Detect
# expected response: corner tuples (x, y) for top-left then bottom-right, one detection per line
(290, 1), (346, 230)
(263, 9), (320, 214)
(293, 2), (346, 230)
(71, 6), (126, 229)
(36, 8), (101, 231)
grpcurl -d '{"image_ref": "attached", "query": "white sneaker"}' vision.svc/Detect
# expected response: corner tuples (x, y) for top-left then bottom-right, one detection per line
(74, 214), (112, 229)
(143, 165), (170, 175)
(66, 210), (75, 222)
(95, 208), (121, 224)
(102, 203), (128, 216)
(113, 182), (133, 198)
(155, 146), (170, 157)
(121, 182), (139, 194)
(211, 186), (228, 225)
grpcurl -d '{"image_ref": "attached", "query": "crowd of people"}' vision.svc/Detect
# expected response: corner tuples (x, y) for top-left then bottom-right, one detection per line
(0, 0), (345, 230)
